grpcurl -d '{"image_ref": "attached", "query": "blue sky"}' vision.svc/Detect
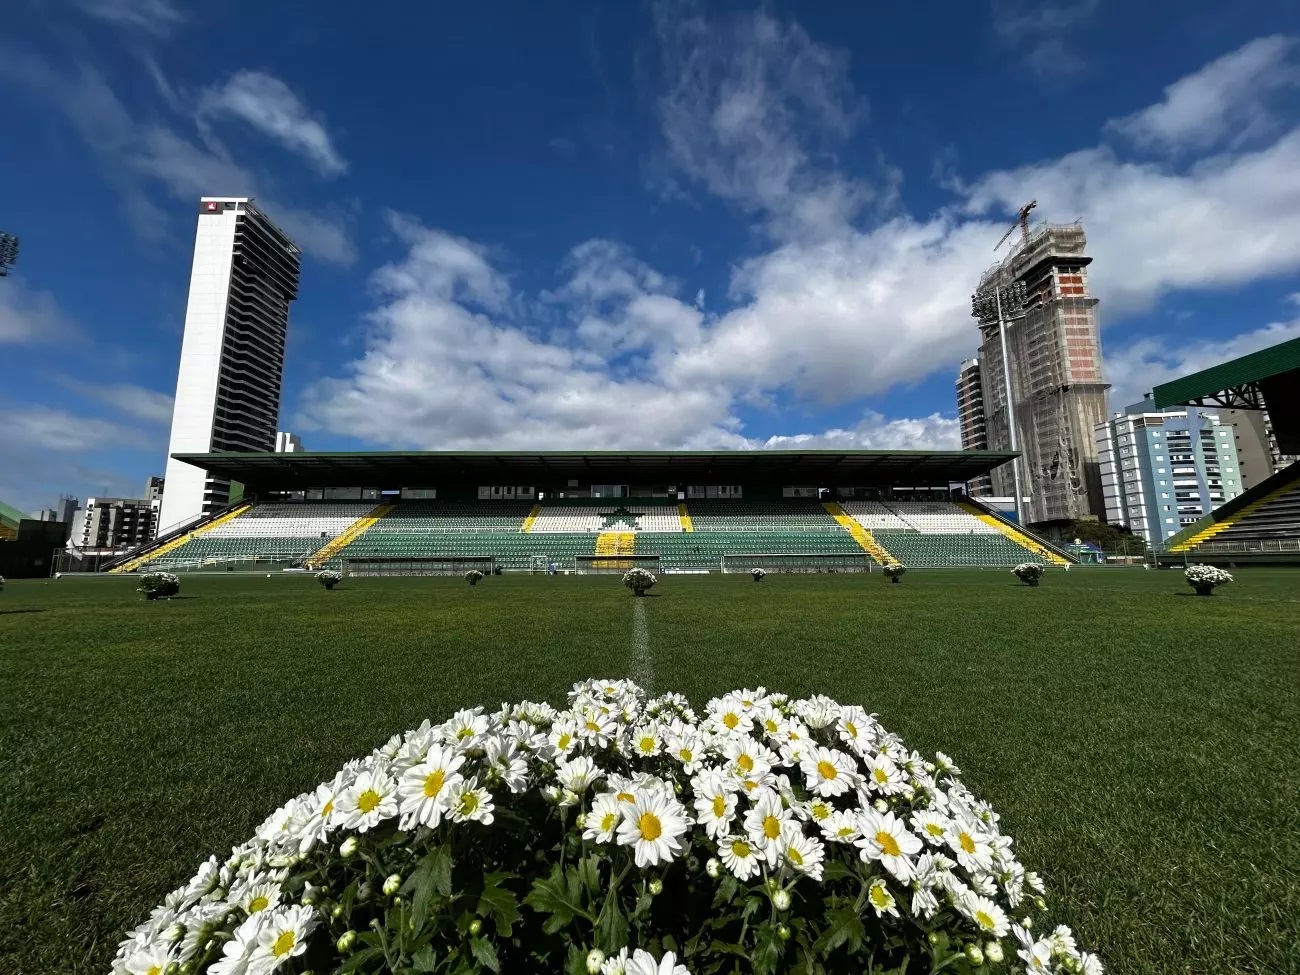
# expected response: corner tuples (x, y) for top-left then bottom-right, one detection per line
(2, 0), (1300, 513)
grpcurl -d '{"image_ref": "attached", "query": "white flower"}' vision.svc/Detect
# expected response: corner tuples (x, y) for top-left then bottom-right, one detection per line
(208, 912), (265, 975)
(706, 696), (753, 737)
(836, 706), (873, 751)
(601, 947), (630, 975)
(910, 810), (950, 845)
(252, 905), (316, 968)
(665, 730), (705, 773)
(691, 770), (738, 839)
(234, 880), (281, 915)
(397, 748), (464, 830)
(857, 809), (922, 881)
(630, 724), (662, 758)
(446, 778), (495, 824)
(782, 827), (825, 881)
(864, 754), (906, 795)
(946, 819), (994, 872)
(820, 810), (862, 844)
(615, 792), (690, 867)
(743, 789), (792, 864)
(962, 893), (1010, 937)
(556, 755), (601, 793)
(584, 794), (623, 843)
(626, 948), (690, 975)
(800, 745), (860, 797)
(866, 878), (899, 917)
(122, 943), (179, 975)
(724, 737), (777, 793)
(718, 834), (761, 880)
(587, 948), (606, 974)
(333, 768), (399, 833)
(442, 708), (489, 747)
(577, 710), (618, 748)
(484, 737), (529, 793)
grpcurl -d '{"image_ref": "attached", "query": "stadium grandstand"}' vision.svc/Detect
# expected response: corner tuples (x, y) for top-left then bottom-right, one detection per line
(104, 449), (1072, 575)
(1151, 337), (1300, 564)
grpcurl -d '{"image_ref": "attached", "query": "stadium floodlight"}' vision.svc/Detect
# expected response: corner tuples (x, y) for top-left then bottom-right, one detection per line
(0, 232), (18, 277)
(971, 278), (1030, 527)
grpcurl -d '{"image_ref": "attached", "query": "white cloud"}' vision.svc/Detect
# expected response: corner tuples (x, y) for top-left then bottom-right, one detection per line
(0, 49), (356, 264)
(58, 379), (174, 425)
(200, 71), (347, 177)
(74, 0), (184, 35)
(299, 23), (1300, 460)
(1, 406), (152, 453)
(1107, 36), (1300, 152)
(0, 279), (78, 344)
(990, 0), (1099, 80)
(754, 413), (960, 451)
(1104, 318), (1300, 410)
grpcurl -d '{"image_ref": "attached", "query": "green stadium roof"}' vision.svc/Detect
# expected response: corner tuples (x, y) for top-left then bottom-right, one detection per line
(0, 499), (30, 529)
(174, 449), (1018, 489)
(1151, 337), (1300, 410)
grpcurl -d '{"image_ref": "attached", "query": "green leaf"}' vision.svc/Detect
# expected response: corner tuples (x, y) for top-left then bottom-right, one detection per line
(523, 864), (591, 934)
(595, 892), (628, 952)
(470, 936), (501, 973)
(335, 946), (385, 973)
(477, 872), (521, 938)
(576, 855), (602, 895)
(814, 907), (865, 958)
(752, 924), (783, 975)
(820, 861), (853, 883)
(403, 844), (455, 924)
(712, 873), (739, 908)
(411, 945), (438, 972)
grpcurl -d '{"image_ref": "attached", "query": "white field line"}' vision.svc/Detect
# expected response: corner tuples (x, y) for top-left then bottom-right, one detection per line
(631, 597), (653, 691)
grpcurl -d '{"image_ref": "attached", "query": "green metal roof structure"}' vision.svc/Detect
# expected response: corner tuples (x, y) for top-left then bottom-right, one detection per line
(1151, 337), (1300, 454)
(174, 449), (1018, 490)
(0, 499), (30, 529)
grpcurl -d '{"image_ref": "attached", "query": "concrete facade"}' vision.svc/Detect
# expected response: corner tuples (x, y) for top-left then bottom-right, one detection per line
(159, 199), (300, 533)
(1095, 404), (1243, 544)
(955, 358), (993, 496)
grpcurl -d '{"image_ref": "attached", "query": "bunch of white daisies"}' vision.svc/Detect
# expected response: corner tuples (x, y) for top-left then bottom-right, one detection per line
(1012, 563), (1044, 585)
(1184, 564), (1233, 589)
(112, 680), (1101, 975)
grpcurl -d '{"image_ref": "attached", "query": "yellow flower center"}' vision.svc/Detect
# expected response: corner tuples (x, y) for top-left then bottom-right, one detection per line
(248, 895), (269, 913)
(836, 826), (855, 838)
(789, 847), (804, 865)
(869, 883), (892, 909)
(585, 721), (601, 733)
(873, 768), (888, 783)
(358, 789), (381, 813)
(763, 815), (781, 840)
(731, 839), (751, 858)
(925, 822), (944, 837)
(712, 795), (727, 818)
(601, 812), (617, 831)
(976, 910), (995, 930)
(617, 791), (636, 803)
(959, 832), (976, 855)
(640, 737), (655, 753)
(457, 727), (473, 740)
(810, 802), (830, 820)
(147, 967), (162, 975)
(743, 779), (758, 792)
(817, 760), (838, 780)
(723, 712), (740, 729)
(459, 791), (479, 814)
(737, 754), (754, 773)
(558, 733), (572, 750)
(764, 719), (779, 733)
(742, 699), (753, 707)
(638, 811), (663, 841)
(423, 771), (446, 798)
(845, 721), (858, 738)
(679, 748), (693, 762)
(876, 831), (901, 857)
(272, 929), (296, 957)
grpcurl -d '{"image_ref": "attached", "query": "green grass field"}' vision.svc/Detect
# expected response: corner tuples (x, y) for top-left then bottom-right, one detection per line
(2, 569), (1298, 974)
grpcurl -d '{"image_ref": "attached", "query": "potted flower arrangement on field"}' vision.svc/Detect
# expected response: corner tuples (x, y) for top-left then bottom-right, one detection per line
(465, 569), (485, 586)
(0, 574), (5, 592)
(316, 569), (343, 591)
(623, 566), (657, 596)
(110, 680), (1103, 975)
(751, 568), (766, 583)
(136, 571), (180, 601)
(1185, 564), (1233, 596)
(1012, 563), (1044, 587)
(883, 563), (907, 584)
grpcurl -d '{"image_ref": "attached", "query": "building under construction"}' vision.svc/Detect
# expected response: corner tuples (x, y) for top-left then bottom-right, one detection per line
(973, 222), (1109, 524)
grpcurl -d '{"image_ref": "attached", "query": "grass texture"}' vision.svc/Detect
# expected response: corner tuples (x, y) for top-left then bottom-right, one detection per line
(1, 568), (1297, 974)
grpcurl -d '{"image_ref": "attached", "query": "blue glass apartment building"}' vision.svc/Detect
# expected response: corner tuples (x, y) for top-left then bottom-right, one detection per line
(1094, 401), (1243, 545)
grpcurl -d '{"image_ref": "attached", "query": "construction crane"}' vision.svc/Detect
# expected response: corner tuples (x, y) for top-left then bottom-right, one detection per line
(993, 200), (1037, 252)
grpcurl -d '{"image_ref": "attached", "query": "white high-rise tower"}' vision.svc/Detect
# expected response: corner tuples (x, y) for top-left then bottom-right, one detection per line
(158, 198), (300, 532)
